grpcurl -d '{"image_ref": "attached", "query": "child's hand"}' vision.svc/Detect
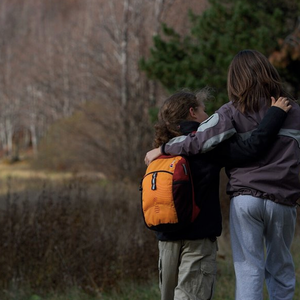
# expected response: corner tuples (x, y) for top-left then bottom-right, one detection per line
(144, 147), (161, 166)
(271, 97), (291, 113)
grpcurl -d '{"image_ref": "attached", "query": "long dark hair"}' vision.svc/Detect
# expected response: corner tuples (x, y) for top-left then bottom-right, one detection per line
(227, 49), (291, 112)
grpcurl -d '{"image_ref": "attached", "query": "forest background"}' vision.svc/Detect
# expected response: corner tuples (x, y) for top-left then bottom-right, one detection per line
(0, 0), (300, 299)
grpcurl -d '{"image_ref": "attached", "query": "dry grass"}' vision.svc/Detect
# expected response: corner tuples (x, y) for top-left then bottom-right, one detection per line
(0, 162), (298, 300)
(0, 162), (158, 298)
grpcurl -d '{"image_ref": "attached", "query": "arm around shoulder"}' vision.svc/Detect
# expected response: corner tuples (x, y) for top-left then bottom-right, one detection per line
(211, 97), (290, 166)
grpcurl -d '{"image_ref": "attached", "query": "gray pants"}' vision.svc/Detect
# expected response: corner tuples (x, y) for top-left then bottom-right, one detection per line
(158, 239), (217, 300)
(230, 195), (297, 300)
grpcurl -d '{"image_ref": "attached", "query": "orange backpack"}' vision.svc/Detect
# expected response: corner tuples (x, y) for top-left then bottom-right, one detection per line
(140, 155), (200, 232)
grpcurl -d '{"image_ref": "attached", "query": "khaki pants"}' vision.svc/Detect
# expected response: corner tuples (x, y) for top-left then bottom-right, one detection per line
(158, 239), (217, 300)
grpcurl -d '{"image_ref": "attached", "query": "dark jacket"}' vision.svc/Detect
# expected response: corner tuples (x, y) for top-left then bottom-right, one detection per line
(157, 106), (287, 241)
(164, 100), (300, 206)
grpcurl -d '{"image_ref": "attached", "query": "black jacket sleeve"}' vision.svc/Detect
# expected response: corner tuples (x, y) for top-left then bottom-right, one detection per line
(207, 106), (287, 167)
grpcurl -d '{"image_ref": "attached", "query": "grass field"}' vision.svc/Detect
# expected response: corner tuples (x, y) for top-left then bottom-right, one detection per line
(99, 233), (300, 300)
(70, 233), (300, 300)
(6, 230), (300, 300)
(0, 161), (299, 300)
(9, 234), (300, 300)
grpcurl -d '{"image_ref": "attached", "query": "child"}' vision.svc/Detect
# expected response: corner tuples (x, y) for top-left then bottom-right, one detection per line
(151, 88), (291, 300)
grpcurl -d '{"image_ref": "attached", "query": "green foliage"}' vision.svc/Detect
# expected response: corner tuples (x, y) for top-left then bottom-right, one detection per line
(140, 0), (300, 113)
(148, 106), (160, 124)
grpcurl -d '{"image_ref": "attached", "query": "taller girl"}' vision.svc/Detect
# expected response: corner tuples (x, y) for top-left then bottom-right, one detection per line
(145, 50), (300, 300)
(226, 50), (300, 300)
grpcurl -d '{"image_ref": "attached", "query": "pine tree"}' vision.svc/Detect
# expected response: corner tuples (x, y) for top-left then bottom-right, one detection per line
(140, 0), (300, 112)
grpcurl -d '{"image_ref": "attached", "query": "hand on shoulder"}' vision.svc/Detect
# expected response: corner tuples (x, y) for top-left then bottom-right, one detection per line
(144, 147), (161, 166)
(271, 97), (291, 113)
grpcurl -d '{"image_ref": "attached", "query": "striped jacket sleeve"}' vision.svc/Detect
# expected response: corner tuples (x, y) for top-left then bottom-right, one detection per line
(207, 106), (287, 166)
(164, 104), (236, 155)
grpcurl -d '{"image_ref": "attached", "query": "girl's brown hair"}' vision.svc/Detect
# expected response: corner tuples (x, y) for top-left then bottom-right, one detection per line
(227, 49), (291, 112)
(153, 90), (209, 147)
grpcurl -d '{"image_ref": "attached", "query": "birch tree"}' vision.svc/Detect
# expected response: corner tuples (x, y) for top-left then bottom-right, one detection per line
(75, 0), (174, 177)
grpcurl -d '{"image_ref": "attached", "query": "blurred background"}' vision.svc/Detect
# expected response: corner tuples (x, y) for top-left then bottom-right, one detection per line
(0, 0), (299, 299)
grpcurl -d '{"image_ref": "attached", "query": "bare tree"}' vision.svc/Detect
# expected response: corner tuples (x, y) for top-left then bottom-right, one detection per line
(0, 0), (208, 176)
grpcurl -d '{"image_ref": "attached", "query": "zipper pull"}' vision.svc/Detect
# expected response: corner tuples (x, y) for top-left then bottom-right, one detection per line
(151, 172), (157, 190)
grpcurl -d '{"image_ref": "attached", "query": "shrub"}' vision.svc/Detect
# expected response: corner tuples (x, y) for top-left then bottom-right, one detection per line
(0, 177), (158, 297)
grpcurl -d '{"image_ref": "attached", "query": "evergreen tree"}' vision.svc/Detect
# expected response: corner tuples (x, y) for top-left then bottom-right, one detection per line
(140, 0), (300, 112)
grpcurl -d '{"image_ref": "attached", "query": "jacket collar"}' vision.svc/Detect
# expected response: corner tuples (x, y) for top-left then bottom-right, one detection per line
(179, 121), (200, 135)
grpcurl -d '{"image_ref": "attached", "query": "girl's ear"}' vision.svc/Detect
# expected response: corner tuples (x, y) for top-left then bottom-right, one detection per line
(189, 107), (197, 119)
